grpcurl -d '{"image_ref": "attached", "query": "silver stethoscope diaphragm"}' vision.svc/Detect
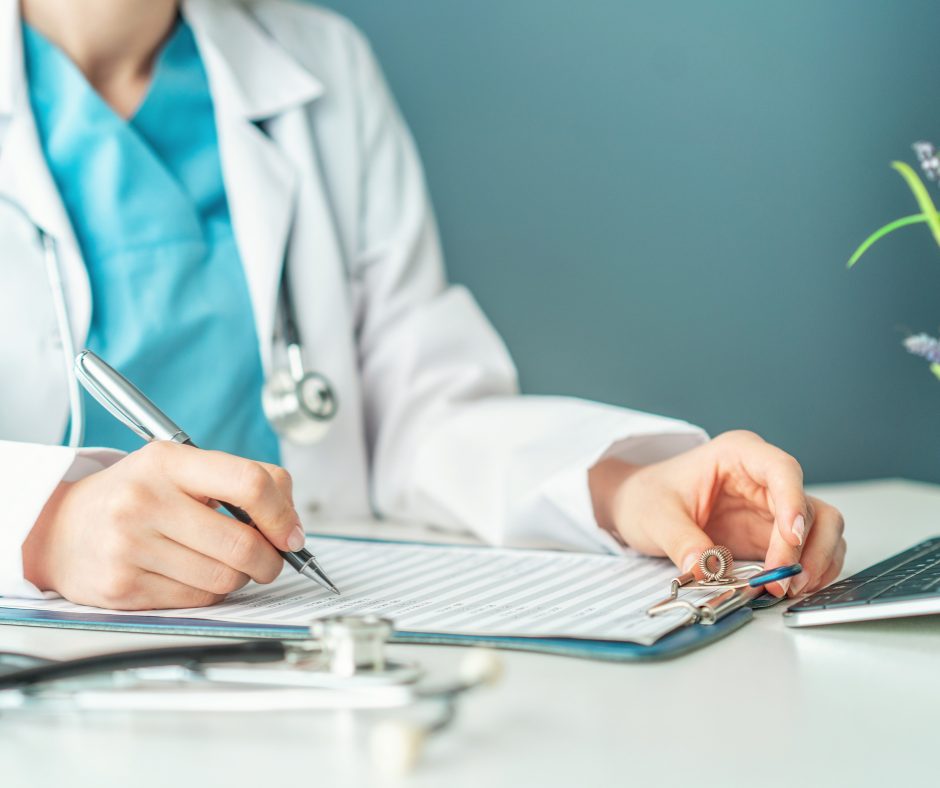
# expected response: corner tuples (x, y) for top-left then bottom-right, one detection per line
(262, 367), (337, 446)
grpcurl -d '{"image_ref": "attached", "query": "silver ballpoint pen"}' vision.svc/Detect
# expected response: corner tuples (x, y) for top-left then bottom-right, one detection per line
(73, 350), (341, 595)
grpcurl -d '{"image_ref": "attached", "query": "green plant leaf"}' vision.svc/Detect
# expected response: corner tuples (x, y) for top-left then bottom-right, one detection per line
(847, 213), (928, 268)
(891, 161), (940, 248)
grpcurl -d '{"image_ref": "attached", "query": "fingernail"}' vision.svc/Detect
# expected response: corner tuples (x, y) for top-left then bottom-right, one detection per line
(287, 526), (306, 552)
(789, 572), (808, 597)
(791, 514), (805, 546)
(775, 577), (790, 597)
(681, 553), (699, 574)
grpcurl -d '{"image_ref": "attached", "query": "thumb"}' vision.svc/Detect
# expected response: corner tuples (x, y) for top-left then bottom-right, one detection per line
(658, 507), (716, 578)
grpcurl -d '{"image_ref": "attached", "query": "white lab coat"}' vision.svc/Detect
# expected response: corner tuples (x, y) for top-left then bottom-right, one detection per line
(0, 0), (708, 599)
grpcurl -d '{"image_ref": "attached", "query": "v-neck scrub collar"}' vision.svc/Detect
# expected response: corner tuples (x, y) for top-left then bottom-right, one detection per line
(23, 20), (281, 463)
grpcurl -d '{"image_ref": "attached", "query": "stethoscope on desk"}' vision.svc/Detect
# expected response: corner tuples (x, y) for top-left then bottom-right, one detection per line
(0, 616), (503, 777)
(1, 194), (338, 449)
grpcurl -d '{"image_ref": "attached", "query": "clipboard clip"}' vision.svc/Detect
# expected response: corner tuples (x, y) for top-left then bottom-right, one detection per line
(646, 546), (802, 626)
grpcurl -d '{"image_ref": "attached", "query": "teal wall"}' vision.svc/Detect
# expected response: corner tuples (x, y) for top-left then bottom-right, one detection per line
(320, 0), (940, 484)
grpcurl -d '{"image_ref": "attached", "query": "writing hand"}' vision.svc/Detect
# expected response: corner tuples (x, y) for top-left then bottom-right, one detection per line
(22, 441), (303, 609)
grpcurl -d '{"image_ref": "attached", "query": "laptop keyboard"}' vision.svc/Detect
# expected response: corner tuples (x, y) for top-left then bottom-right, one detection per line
(788, 537), (940, 612)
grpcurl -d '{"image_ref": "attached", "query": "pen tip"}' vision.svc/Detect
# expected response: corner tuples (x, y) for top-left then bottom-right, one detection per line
(300, 562), (340, 595)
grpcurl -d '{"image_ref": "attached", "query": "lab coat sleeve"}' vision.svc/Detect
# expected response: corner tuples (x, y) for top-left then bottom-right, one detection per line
(0, 442), (124, 599)
(345, 26), (709, 551)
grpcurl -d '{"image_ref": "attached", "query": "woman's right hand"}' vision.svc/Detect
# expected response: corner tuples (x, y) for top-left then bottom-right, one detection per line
(22, 441), (304, 610)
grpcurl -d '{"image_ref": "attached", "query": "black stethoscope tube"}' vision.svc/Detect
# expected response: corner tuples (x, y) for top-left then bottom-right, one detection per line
(278, 260), (302, 349)
(0, 640), (286, 691)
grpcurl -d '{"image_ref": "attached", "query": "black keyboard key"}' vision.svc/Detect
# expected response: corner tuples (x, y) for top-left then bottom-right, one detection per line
(895, 575), (940, 592)
(789, 593), (845, 610)
(853, 544), (940, 578)
(821, 582), (858, 594)
(869, 585), (940, 602)
(826, 581), (900, 607)
(873, 571), (916, 584)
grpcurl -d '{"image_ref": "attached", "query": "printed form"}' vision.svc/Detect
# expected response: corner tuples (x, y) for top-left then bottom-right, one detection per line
(2, 538), (732, 645)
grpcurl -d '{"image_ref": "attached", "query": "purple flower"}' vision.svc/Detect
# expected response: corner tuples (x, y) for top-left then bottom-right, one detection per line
(903, 333), (940, 364)
(913, 141), (940, 181)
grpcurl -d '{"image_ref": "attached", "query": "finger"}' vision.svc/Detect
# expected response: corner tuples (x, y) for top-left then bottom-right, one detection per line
(142, 442), (303, 552)
(139, 535), (252, 596)
(88, 570), (227, 612)
(761, 521), (802, 597)
(759, 498), (817, 596)
(716, 432), (809, 549)
(802, 537), (847, 596)
(258, 463), (294, 507)
(646, 498), (717, 577)
(159, 498), (284, 585)
(787, 498), (845, 597)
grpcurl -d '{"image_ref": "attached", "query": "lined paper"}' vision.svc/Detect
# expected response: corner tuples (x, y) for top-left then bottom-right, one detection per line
(1, 538), (732, 645)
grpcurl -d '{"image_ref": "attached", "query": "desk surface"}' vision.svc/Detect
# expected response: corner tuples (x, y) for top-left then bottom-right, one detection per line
(3, 479), (938, 788)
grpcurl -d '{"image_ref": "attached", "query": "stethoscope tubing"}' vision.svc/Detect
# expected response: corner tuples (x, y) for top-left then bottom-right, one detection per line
(0, 195), (85, 447)
(0, 641), (286, 690)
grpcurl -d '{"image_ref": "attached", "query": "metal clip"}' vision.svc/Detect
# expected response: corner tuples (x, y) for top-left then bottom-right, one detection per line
(647, 586), (760, 626)
(666, 558), (766, 600)
(647, 546), (803, 625)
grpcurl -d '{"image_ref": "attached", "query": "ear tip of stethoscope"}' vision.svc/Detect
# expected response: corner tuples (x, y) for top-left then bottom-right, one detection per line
(459, 648), (504, 688)
(370, 719), (428, 777)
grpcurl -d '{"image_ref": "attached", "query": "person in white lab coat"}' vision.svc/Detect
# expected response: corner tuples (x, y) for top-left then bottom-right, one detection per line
(0, 0), (845, 609)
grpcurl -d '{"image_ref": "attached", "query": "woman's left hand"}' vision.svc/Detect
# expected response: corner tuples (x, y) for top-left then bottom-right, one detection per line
(588, 430), (846, 597)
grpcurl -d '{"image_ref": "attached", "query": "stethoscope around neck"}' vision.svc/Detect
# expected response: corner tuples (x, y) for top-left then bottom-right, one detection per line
(261, 258), (338, 445)
(3, 195), (338, 449)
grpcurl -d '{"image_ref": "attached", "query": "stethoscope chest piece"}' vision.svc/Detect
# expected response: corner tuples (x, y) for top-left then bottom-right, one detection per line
(262, 366), (337, 446)
(311, 615), (393, 677)
(301, 615), (423, 687)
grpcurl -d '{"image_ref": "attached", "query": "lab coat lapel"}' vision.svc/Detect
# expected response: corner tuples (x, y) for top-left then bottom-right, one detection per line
(201, 108), (294, 375)
(0, 0), (90, 350)
(184, 0), (324, 374)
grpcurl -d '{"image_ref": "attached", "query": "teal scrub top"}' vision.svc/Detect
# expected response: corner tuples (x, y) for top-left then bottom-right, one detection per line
(23, 20), (280, 464)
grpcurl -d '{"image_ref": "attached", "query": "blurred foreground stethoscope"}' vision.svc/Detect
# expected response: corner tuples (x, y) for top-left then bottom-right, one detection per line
(0, 615), (503, 777)
(3, 194), (338, 449)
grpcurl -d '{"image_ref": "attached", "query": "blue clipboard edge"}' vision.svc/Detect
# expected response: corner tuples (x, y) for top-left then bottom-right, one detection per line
(0, 606), (752, 663)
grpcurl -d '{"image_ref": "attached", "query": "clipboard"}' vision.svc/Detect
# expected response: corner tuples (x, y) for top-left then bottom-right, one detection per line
(0, 543), (789, 662)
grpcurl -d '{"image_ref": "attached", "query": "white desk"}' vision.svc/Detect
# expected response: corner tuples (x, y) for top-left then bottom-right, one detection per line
(2, 479), (939, 788)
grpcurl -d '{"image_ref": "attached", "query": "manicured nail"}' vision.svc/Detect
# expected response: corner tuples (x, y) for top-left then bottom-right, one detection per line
(792, 514), (805, 546)
(681, 553), (699, 574)
(775, 577), (790, 597)
(287, 526), (306, 552)
(789, 572), (808, 597)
